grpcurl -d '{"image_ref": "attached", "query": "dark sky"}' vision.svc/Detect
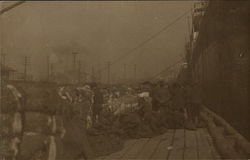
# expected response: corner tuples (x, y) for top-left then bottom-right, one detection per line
(1, 1), (195, 82)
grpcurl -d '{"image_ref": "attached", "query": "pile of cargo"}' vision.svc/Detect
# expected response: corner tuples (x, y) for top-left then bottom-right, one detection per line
(87, 110), (124, 157)
(0, 83), (66, 160)
(58, 85), (94, 129)
(57, 85), (124, 159)
(0, 84), (23, 160)
(19, 86), (64, 160)
(1, 82), (180, 159)
(56, 86), (93, 159)
(94, 89), (165, 139)
(104, 93), (139, 115)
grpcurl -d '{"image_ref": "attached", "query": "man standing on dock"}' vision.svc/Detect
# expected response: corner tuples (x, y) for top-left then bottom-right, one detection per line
(92, 83), (104, 125)
(152, 81), (172, 128)
(187, 81), (202, 127)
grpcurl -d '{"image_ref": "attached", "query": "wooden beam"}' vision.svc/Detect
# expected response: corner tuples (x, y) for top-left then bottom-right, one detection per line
(202, 106), (250, 156)
(200, 108), (247, 158)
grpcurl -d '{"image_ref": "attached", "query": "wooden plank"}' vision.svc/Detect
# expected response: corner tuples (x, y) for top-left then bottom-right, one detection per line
(168, 129), (185, 160)
(104, 139), (138, 159)
(201, 128), (221, 159)
(151, 130), (175, 159)
(136, 133), (169, 159)
(184, 130), (198, 160)
(196, 128), (215, 159)
(122, 138), (149, 159)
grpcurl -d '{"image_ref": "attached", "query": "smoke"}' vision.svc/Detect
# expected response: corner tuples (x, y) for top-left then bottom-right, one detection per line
(2, 1), (195, 80)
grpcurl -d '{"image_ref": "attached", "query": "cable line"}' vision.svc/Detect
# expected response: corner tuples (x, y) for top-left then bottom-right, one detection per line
(0, 1), (26, 15)
(97, 9), (191, 74)
(150, 58), (184, 80)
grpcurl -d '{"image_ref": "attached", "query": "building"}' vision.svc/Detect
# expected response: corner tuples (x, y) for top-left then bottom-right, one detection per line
(1, 64), (15, 80)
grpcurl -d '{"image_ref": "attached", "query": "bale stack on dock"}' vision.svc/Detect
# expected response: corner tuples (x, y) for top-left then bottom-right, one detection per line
(56, 85), (100, 159)
(18, 87), (64, 160)
(0, 84), (23, 160)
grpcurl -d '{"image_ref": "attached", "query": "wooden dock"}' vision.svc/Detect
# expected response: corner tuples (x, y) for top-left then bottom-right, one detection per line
(96, 128), (220, 160)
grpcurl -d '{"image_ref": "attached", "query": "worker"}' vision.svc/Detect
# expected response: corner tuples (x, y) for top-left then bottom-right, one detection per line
(59, 86), (95, 160)
(151, 82), (163, 112)
(152, 81), (172, 128)
(138, 92), (152, 123)
(190, 82), (202, 126)
(182, 82), (196, 130)
(92, 83), (104, 125)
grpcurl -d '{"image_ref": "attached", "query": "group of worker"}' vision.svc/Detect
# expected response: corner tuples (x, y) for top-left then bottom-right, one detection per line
(139, 80), (203, 130)
(0, 79), (204, 160)
(88, 80), (203, 132)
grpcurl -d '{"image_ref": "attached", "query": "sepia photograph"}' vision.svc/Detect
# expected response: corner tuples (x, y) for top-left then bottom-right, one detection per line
(0, 0), (249, 159)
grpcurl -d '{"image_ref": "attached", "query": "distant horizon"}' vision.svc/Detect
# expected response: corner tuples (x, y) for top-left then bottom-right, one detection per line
(1, 1), (195, 83)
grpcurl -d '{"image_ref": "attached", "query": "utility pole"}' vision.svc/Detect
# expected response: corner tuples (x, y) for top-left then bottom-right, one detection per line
(123, 63), (127, 83)
(1, 53), (6, 66)
(134, 64), (137, 82)
(82, 63), (86, 83)
(107, 61), (111, 85)
(50, 63), (54, 81)
(98, 64), (102, 83)
(91, 66), (95, 83)
(72, 52), (79, 70)
(47, 55), (50, 81)
(24, 56), (30, 81)
(72, 52), (79, 83)
(78, 60), (81, 84)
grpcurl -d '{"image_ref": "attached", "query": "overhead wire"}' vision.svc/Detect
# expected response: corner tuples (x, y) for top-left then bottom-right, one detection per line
(0, 1), (26, 15)
(96, 9), (191, 76)
(150, 58), (184, 80)
(0, 2), (191, 83)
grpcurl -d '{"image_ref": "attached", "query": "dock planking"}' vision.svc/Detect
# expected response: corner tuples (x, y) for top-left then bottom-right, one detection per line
(184, 130), (198, 159)
(201, 128), (221, 159)
(196, 128), (215, 159)
(122, 138), (149, 159)
(96, 128), (220, 160)
(150, 129), (175, 159)
(168, 129), (185, 160)
(136, 134), (166, 158)
(106, 139), (138, 159)
(136, 130), (175, 159)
